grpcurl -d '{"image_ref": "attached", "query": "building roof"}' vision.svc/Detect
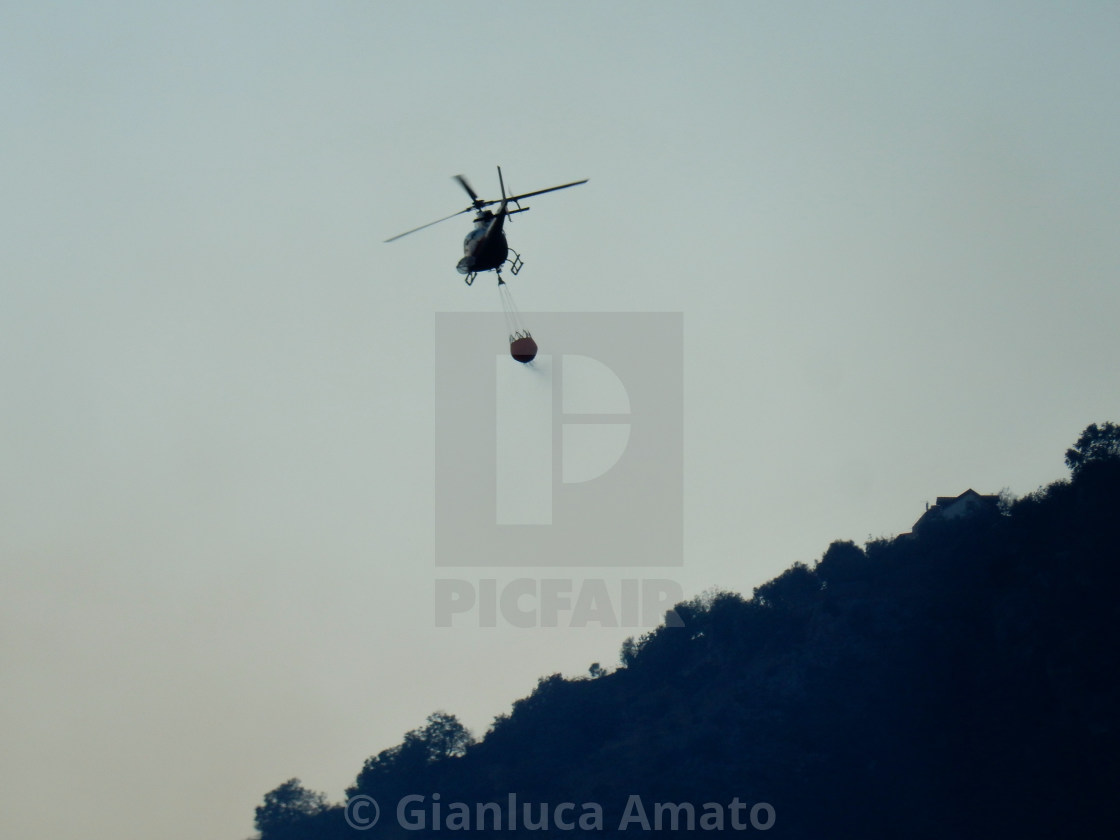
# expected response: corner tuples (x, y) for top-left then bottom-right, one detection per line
(903, 488), (1000, 537)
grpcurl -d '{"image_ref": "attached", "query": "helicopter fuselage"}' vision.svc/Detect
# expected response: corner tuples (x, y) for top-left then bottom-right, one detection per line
(456, 208), (509, 275)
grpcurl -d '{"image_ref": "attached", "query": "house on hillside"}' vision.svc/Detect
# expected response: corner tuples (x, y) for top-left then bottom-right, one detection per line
(901, 489), (1001, 538)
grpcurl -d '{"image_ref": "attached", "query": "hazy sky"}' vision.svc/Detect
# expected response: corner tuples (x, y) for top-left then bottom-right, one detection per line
(3, 2), (1119, 838)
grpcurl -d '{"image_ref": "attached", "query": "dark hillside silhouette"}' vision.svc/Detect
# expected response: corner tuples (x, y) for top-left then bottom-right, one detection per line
(253, 424), (1120, 839)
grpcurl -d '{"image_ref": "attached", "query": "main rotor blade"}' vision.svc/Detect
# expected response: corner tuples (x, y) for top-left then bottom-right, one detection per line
(479, 178), (588, 207)
(384, 207), (472, 243)
(454, 174), (481, 205)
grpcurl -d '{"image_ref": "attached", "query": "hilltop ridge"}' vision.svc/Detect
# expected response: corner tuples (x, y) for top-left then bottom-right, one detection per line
(254, 425), (1120, 839)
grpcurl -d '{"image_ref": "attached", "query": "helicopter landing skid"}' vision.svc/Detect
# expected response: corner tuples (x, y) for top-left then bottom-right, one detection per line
(462, 250), (521, 286)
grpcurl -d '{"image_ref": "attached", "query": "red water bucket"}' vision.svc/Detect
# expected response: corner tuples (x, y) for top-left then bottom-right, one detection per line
(510, 335), (538, 363)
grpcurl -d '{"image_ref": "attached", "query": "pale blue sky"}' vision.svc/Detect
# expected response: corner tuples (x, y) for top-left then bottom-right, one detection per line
(3, 2), (1119, 838)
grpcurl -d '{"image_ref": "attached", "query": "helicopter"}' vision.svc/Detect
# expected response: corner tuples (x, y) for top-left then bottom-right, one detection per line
(385, 167), (588, 285)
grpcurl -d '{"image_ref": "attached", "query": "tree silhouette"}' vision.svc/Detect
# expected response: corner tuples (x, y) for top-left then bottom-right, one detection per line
(752, 561), (820, 612)
(348, 711), (472, 802)
(409, 710), (473, 761)
(254, 779), (327, 840)
(1065, 422), (1120, 477)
